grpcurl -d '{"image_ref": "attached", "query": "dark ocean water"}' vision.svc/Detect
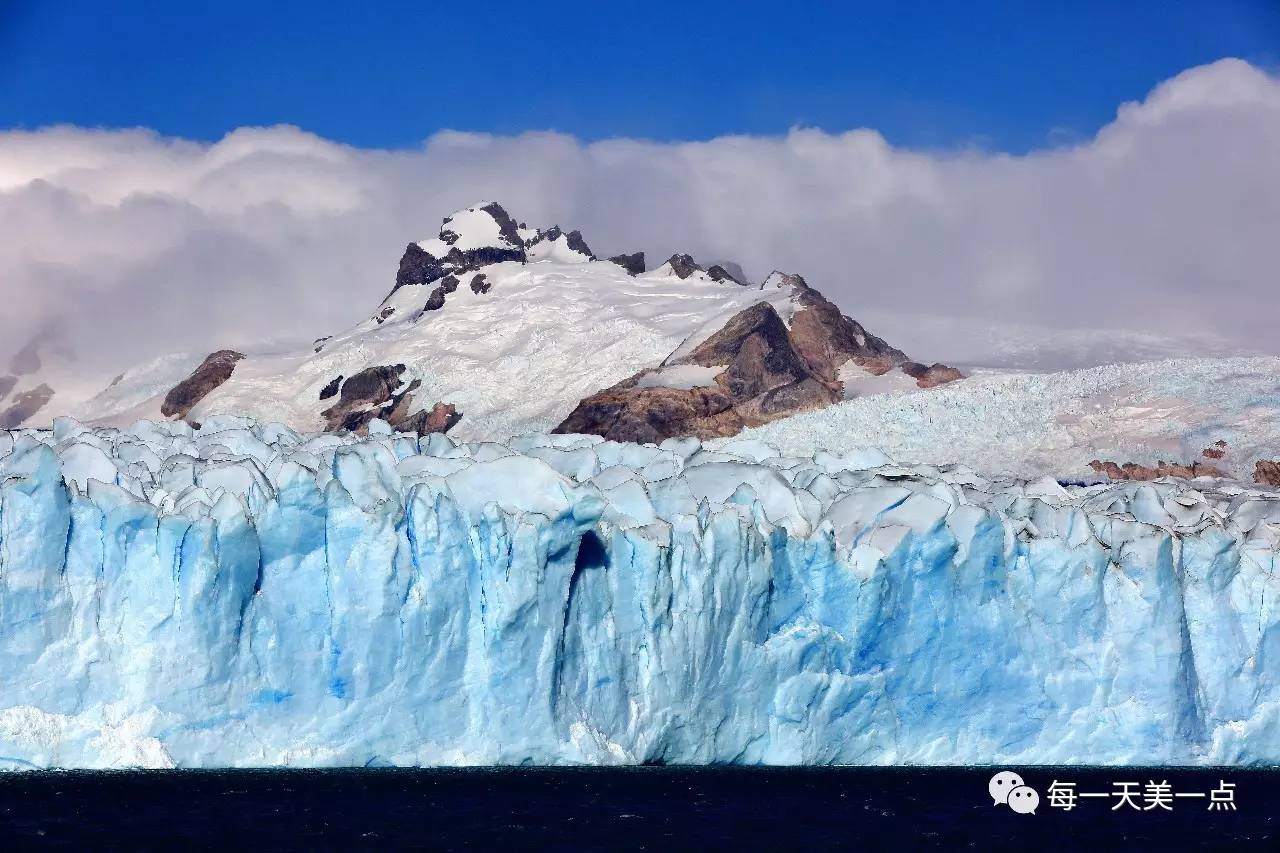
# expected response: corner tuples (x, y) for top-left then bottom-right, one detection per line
(0, 766), (1275, 850)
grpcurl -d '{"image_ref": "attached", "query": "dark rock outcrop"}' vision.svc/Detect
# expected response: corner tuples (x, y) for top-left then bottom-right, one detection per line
(608, 252), (645, 276)
(710, 260), (749, 284)
(395, 243), (447, 290)
(466, 202), (524, 248)
(1089, 459), (1227, 481)
(706, 264), (747, 286)
(0, 383), (54, 428)
(161, 350), (245, 420)
(375, 306), (396, 324)
(530, 225), (595, 258)
(665, 254), (703, 279)
(470, 273), (491, 294)
(313, 336), (332, 353)
(321, 365), (407, 432)
(320, 364), (460, 436)
(387, 202), (526, 300)
(319, 375), (343, 401)
(565, 229), (594, 258)
(422, 286), (448, 313)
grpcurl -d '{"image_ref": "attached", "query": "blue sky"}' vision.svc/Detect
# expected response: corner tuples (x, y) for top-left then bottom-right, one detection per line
(1, 0), (1277, 151)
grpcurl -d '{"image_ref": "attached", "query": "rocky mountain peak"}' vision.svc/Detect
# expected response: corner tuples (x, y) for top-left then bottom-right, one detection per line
(663, 253), (703, 279)
(608, 252), (645, 275)
(388, 202), (529, 300)
(761, 270), (809, 291)
(706, 263), (748, 286)
(707, 260), (749, 286)
(436, 201), (525, 253)
(526, 224), (596, 261)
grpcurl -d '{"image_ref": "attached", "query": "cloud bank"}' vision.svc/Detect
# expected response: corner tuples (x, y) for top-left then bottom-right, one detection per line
(2, 58), (1278, 378)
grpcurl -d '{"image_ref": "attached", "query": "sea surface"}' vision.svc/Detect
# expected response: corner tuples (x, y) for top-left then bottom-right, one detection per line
(0, 767), (1275, 850)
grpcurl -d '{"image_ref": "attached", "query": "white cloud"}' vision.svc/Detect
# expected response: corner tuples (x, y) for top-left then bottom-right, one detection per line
(1, 58), (1278, 378)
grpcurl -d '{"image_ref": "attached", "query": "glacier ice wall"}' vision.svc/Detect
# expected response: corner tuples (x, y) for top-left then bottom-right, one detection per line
(1, 416), (1279, 768)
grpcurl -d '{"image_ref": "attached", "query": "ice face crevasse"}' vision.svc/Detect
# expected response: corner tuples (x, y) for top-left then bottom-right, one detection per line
(1, 417), (1279, 768)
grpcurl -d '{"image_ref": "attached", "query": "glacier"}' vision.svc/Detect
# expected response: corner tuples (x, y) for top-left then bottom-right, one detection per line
(1, 416), (1279, 768)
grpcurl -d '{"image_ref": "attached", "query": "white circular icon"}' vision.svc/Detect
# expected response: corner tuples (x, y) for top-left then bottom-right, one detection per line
(988, 770), (1025, 806)
(1008, 785), (1040, 815)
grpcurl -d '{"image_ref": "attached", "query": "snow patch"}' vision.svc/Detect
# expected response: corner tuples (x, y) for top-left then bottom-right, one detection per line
(635, 364), (724, 390)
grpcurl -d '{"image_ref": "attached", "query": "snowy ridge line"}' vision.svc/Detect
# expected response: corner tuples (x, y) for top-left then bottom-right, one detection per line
(1, 416), (1279, 767)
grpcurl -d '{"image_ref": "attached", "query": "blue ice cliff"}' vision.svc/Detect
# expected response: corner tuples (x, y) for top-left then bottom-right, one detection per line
(1, 416), (1278, 768)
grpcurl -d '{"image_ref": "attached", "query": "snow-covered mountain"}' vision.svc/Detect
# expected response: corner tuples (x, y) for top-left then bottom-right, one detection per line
(34, 201), (958, 444)
(11, 200), (1280, 485)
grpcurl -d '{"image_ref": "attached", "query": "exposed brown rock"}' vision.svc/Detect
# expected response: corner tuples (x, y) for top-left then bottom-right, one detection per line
(321, 364), (405, 431)
(160, 350), (245, 420)
(785, 276), (908, 382)
(1254, 460), (1280, 487)
(319, 364), (461, 436)
(397, 401), (463, 435)
(556, 383), (744, 445)
(556, 301), (836, 443)
(0, 383), (54, 428)
(776, 277), (962, 389)
(684, 302), (826, 397)
(1088, 459), (1227, 481)
(556, 273), (963, 444)
(1200, 440), (1229, 460)
(857, 357), (896, 377)
(901, 361), (966, 389)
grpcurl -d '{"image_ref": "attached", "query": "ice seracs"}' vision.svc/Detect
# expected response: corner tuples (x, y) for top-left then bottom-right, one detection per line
(1, 416), (1278, 767)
